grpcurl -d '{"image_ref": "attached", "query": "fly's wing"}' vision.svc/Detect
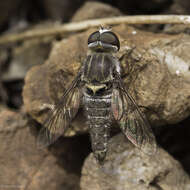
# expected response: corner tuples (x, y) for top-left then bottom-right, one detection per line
(111, 77), (157, 155)
(37, 74), (82, 148)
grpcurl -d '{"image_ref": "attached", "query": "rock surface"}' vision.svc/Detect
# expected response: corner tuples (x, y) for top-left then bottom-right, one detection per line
(0, 110), (83, 190)
(80, 134), (190, 190)
(23, 31), (89, 136)
(23, 24), (190, 136)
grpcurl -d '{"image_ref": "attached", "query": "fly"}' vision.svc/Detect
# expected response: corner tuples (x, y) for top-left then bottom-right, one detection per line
(37, 27), (157, 164)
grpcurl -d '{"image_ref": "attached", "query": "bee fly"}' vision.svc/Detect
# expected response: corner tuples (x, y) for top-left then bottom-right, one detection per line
(37, 28), (157, 164)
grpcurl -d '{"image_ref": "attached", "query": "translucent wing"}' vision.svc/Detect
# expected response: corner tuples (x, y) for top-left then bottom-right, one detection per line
(37, 74), (82, 148)
(111, 75), (157, 155)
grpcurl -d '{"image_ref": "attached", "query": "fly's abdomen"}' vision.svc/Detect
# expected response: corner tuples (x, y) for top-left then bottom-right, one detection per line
(83, 92), (112, 163)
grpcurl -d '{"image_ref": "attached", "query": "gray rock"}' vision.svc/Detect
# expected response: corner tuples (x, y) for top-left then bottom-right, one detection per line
(80, 134), (190, 190)
(148, 34), (190, 124)
(0, 110), (81, 190)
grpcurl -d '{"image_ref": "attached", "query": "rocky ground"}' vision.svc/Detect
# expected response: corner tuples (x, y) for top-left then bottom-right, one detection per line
(0, 1), (190, 190)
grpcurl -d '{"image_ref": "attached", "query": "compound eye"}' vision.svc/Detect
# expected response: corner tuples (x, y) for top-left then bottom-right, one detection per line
(100, 32), (120, 50)
(88, 31), (100, 45)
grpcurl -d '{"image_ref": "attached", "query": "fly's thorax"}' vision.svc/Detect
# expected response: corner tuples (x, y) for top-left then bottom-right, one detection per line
(81, 53), (118, 84)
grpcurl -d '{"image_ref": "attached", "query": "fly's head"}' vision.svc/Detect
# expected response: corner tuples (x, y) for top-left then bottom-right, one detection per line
(88, 28), (120, 53)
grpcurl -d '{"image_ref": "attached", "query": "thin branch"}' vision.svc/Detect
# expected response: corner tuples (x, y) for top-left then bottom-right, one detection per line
(0, 15), (190, 45)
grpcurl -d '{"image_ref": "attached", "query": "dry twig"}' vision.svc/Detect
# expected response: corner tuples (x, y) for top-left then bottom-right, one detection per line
(0, 15), (190, 45)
